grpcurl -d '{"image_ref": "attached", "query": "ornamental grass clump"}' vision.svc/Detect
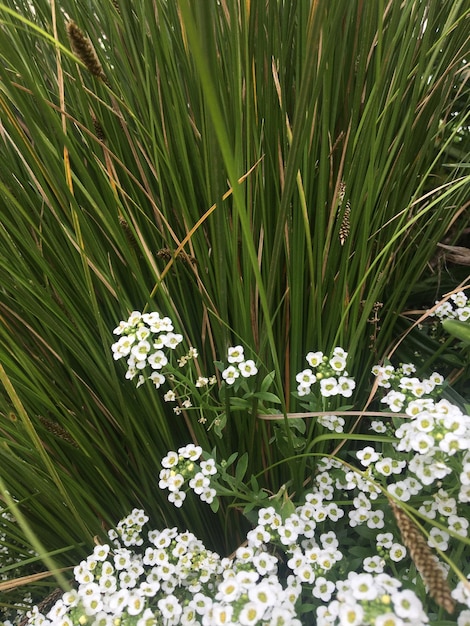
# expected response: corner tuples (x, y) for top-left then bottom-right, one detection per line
(0, 0), (470, 621)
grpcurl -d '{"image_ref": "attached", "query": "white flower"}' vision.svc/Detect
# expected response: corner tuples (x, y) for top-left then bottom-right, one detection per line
(147, 350), (168, 369)
(131, 340), (151, 361)
(179, 444), (202, 460)
(337, 602), (365, 625)
(391, 589), (426, 620)
(439, 431), (463, 454)
(248, 580), (277, 606)
(457, 610), (470, 626)
(375, 458), (394, 476)
(329, 354), (347, 372)
(389, 543), (407, 562)
(111, 335), (136, 359)
(239, 359), (258, 377)
(313, 576), (336, 601)
(457, 306), (470, 321)
(296, 368), (316, 385)
(306, 351), (323, 367)
(126, 592), (145, 615)
(320, 377), (339, 397)
(459, 484), (470, 503)
(246, 525), (271, 548)
(356, 446), (380, 466)
(189, 472), (210, 495)
(210, 604), (234, 625)
(427, 527), (449, 551)
(149, 372), (165, 388)
(367, 509), (385, 529)
(348, 572), (379, 601)
(92, 544), (110, 561)
(410, 432), (435, 454)
(387, 482), (411, 502)
(376, 532), (394, 548)
(200, 486), (216, 504)
(108, 588), (130, 612)
(157, 594), (182, 621)
(382, 390), (406, 412)
(337, 376), (356, 397)
(227, 345), (245, 363)
(297, 383), (312, 396)
(164, 332), (183, 349)
(251, 551), (278, 576)
(166, 472), (185, 492)
(163, 390), (176, 402)
(238, 601), (265, 625)
(414, 413), (435, 431)
(371, 420), (387, 433)
(363, 555), (385, 573)
(216, 578), (241, 602)
(222, 365), (239, 385)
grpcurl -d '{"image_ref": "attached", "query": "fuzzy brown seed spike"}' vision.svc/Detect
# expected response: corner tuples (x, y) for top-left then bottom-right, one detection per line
(390, 500), (455, 614)
(91, 111), (106, 142)
(339, 200), (350, 246)
(337, 181), (350, 245)
(66, 20), (109, 85)
(119, 215), (139, 250)
(338, 180), (346, 205)
(38, 416), (79, 448)
(157, 248), (198, 267)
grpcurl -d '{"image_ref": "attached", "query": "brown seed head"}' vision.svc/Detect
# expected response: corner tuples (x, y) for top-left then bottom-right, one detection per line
(390, 500), (455, 614)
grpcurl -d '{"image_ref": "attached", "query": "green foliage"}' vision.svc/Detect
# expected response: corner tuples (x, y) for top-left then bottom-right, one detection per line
(442, 319), (470, 346)
(0, 0), (469, 610)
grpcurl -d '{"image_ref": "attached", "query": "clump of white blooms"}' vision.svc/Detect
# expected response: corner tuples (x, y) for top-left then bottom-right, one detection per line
(111, 311), (184, 388)
(369, 362), (470, 506)
(221, 345), (258, 385)
(23, 504), (308, 626)
(295, 347), (356, 399)
(25, 462), (446, 626)
(319, 571), (429, 626)
(372, 362), (444, 413)
(431, 290), (470, 321)
(69, 326), (469, 625)
(158, 444), (218, 508)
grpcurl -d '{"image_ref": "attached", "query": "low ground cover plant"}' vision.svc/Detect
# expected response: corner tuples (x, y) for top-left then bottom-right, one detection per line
(21, 307), (470, 625)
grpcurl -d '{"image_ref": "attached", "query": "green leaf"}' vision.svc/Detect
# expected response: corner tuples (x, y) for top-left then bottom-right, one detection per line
(260, 371), (276, 392)
(442, 319), (470, 346)
(235, 453), (249, 485)
(252, 391), (282, 404)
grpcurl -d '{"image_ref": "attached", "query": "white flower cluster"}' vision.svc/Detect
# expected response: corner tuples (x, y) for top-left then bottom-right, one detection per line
(370, 362), (470, 504)
(317, 414), (346, 433)
(295, 347), (356, 398)
(111, 311), (183, 387)
(318, 571), (429, 626)
(431, 291), (470, 321)
(372, 362), (444, 413)
(221, 345), (258, 385)
(25, 478), (438, 626)
(158, 444), (218, 508)
(24, 506), (302, 626)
